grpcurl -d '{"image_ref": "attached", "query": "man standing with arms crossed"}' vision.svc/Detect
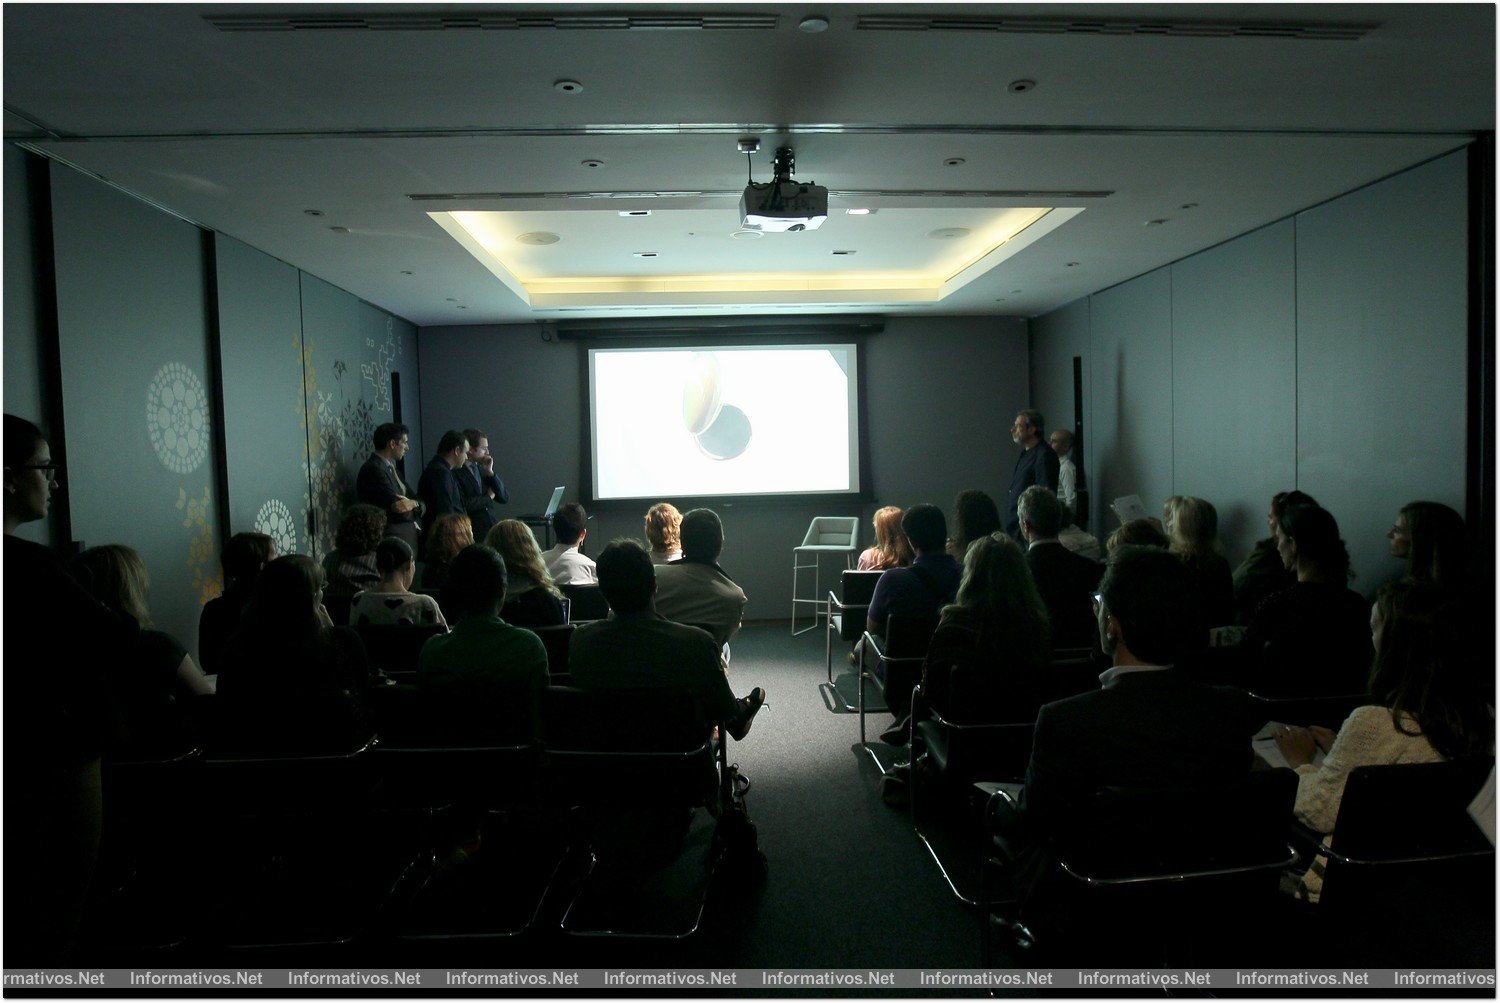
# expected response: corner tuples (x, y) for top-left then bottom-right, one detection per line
(357, 422), (423, 551)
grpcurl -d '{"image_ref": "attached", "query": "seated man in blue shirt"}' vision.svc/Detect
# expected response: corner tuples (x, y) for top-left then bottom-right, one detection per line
(865, 503), (961, 639)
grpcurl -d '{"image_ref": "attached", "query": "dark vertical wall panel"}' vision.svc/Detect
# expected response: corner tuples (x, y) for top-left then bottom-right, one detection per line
(417, 316), (1030, 617)
(3, 144), (49, 545)
(1029, 299), (1093, 525)
(1089, 268), (1174, 527)
(214, 234), (312, 558)
(51, 167), (217, 650)
(1172, 220), (1297, 557)
(1296, 152), (1468, 592)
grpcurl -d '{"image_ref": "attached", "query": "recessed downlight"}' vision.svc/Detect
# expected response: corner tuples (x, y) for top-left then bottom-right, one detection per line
(928, 227), (970, 240)
(400, 270), (414, 275)
(303, 208), (324, 217)
(730, 229), (764, 240)
(328, 225), (349, 234)
(517, 231), (561, 245)
(1065, 261), (1080, 267)
(633, 251), (659, 258)
(1008, 79), (1037, 93)
(1145, 218), (1168, 227)
(799, 15), (830, 32)
(831, 249), (857, 255)
(943, 157), (966, 167)
(619, 209), (651, 217)
(554, 79), (583, 94)
(845, 207), (875, 215)
(581, 159), (604, 169)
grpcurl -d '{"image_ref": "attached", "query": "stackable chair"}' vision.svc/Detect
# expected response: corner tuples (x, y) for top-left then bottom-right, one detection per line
(531, 623), (576, 682)
(857, 612), (940, 752)
(372, 685), (559, 941)
(981, 769), (1298, 967)
(543, 685), (722, 938)
(1250, 690), (1370, 730)
(824, 568), (885, 684)
(354, 622), (446, 679)
(792, 516), (859, 635)
(1295, 756), (1495, 967)
(559, 582), (610, 623)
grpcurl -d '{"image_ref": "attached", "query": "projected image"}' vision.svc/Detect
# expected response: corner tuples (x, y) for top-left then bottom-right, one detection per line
(591, 345), (857, 500)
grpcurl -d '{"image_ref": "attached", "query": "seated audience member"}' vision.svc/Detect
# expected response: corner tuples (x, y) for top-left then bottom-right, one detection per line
(1163, 495), (1234, 627)
(570, 539), (765, 741)
(321, 503), (386, 594)
(948, 489), (1003, 561)
(541, 502), (597, 585)
(349, 537), (448, 629)
(655, 508), (749, 650)
(4, 415), (139, 965)
(1105, 518), (1168, 553)
(1388, 500), (1471, 591)
(1232, 490), (1316, 626)
(1018, 486), (1103, 650)
(419, 513), (473, 592)
(1012, 547), (1258, 928)
(199, 531), (276, 674)
(865, 503), (961, 640)
(857, 505), (914, 571)
(1056, 508), (1102, 561)
(1274, 582), (1493, 903)
(880, 533), (1052, 753)
(215, 555), (372, 754)
(483, 520), (567, 629)
(644, 502), (683, 565)
(1240, 504), (1372, 698)
(418, 545), (547, 743)
(74, 544), (213, 754)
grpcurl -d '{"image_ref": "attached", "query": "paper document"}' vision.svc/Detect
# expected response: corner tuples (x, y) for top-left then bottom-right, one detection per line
(1111, 494), (1149, 524)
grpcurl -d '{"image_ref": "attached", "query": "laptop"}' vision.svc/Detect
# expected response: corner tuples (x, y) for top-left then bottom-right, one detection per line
(543, 486), (566, 518)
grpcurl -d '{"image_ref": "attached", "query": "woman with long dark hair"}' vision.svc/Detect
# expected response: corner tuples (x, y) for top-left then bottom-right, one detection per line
(1240, 504), (1371, 697)
(1388, 500), (1470, 590)
(1232, 490), (1317, 625)
(216, 555), (372, 754)
(198, 532), (276, 674)
(1274, 582), (1493, 902)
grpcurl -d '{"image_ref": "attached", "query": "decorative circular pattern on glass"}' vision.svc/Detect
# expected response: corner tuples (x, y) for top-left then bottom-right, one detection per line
(146, 362), (209, 473)
(254, 498), (299, 557)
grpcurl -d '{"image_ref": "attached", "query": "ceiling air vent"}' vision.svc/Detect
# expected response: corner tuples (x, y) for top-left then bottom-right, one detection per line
(204, 12), (780, 32)
(855, 14), (1375, 41)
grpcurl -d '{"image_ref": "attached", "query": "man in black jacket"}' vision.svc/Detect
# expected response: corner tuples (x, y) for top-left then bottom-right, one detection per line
(1003, 409), (1059, 540)
(356, 422), (423, 550)
(1018, 485), (1102, 649)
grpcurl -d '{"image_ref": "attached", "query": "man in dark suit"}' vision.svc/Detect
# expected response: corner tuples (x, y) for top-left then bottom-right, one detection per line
(417, 429), (474, 523)
(1018, 485), (1102, 649)
(1009, 546), (1258, 944)
(457, 427), (508, 539)
(356, 422), (423, 551)
(1003, 409), (1060, 540)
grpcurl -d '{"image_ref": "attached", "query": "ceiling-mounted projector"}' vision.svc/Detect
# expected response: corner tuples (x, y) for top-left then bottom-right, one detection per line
(740, 182), (828, 231)
(738, 142), (827, 231)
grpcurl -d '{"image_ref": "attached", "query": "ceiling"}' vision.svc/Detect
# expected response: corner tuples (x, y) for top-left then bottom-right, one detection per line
(4, 3), (1493, 326)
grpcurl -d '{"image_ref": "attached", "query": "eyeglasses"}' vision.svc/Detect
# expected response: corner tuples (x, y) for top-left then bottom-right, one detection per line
(23, 463), (60, 472)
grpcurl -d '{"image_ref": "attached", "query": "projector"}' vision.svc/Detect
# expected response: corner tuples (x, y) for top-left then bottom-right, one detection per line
(740, 181), (828, 232)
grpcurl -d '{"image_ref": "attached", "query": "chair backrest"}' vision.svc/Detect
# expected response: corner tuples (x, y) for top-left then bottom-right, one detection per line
(322, 591), (354, 626)
(530, 623), (575, 677)
(559, 582), (610, 622)
(883, 611), (941, 659)
(354, 622), (446, 674)
(1331, 755), (1495, 863)
(1249, 691), (1371, 731)
(371, 684), (538, 807)
(840, 569), (885, 606)
(1060, 768), (1298, 884)
(799, 516), (859, 549)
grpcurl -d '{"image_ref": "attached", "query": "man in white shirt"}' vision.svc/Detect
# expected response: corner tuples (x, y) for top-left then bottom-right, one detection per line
(1049, 428), (1080, 518)
(541, 502), (597, 585)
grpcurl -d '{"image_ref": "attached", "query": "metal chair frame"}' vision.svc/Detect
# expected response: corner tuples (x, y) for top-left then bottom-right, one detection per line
(791, 517), (859, 635)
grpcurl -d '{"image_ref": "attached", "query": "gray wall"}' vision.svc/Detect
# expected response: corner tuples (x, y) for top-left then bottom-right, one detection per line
(418, 316), (1030, 619)
(3, 151), (422, 658)
(1031, 149), (1471, 597)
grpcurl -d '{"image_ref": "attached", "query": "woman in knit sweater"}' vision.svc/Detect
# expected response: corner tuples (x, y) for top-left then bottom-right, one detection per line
(1274, 581), (1493, 902)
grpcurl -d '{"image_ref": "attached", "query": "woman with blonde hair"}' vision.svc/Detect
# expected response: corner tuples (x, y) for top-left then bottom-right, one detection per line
(644, 502), (683, 565)
(1162, 495), (1234, 627)
(483, 520), (567, 628)
(74, 544), (213, 753)
(857, 505), (914, 571)
(420, 513), (473, 591)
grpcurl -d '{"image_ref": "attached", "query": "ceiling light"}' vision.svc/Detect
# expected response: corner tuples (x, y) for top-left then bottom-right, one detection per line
(845, 208), (874, 215)
(582, 159), (604, 169)
(400, 270), (414, 275)
(619, 210), (651, 217)
(445, 297), (457, 302)
(1145, 219), (1168, 227)
(943, 157), (966, 167)
(303, 208), (324, 216)
(1180, 203), (1199, 210)
(929, 227), (970, 240)
(831, 250), (857, 255)
(1008, 79), (1036, 93)
(554, 79), (583, 94)
(730, 229), (764, 240)
(517, 231), (561, 245)
(799, 15), (830, 32)
(1065, 261), (1080, 267)
(633, 251), (659, 258)
(328, 225), (349, 234)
